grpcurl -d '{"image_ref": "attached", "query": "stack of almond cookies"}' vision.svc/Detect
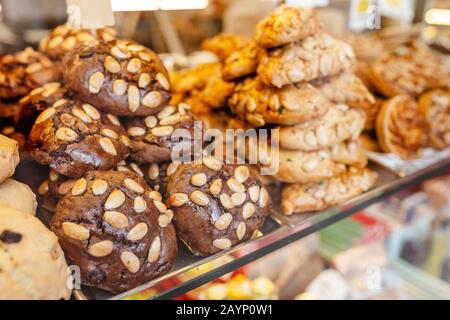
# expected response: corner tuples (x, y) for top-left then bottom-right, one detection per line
(172, 5), (379, 215)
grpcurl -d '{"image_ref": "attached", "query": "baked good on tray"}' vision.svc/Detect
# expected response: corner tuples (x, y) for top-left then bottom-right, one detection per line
(62, 39), (171, 116)
(39, 24), (116, 61)
(376, 95), (427, 159)
(257, 33), (355, 88)
(29, 97), (130, 177)
(51, 170), (177, 293)
(281, 167), (378, 215)
(0, 134), (20, 183)
(124, 103), (202, 164)
(0, 207), (71, 299)
(278, 104), (366, 151)
(229, 77), (330, 127)
(418, 89), (450, 150)
(254, 5), (319, 48)
(0, 179), (37, 215)
(201, 33), (249, 61)
(166, 159), (270, 256)
(0, 47), (60, 99)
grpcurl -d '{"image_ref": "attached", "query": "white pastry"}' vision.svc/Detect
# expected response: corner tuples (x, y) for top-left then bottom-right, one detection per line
(0, 179), (37, 215)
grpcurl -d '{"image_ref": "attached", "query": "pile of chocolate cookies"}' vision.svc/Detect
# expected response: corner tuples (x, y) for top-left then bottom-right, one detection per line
(171, 6), (378, 216)
(0, 23), (271, 294)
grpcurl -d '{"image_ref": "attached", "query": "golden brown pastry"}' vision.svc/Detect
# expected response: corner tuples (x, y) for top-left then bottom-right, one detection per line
(257, 33), (355, 88)
(418, 89), (450, 150)
(0, 134), (20, 184)
(281, 167), (378, 215)
(202, 33), (249, 60)
(199, 75), (236, 108)
(279, 104), (366, 151)
(363, 97), (384, 131)
(229, 77), (330, 127)
(254, 5), (319, 48)
(311, 72), (375, 110)
(359, 133), (381, 152)
(222, 42), (264, 81)
(171, 63), (222, 93)
(376, 95), (427, 159)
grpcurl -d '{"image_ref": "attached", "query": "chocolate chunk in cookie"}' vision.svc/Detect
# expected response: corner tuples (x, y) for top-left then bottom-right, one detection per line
(51, 170), (177, 293)
(63, 39), (171, 116)
(166, 158), (270, 256)
(125, 103), (202, 163)
(29, 98), (130, 177)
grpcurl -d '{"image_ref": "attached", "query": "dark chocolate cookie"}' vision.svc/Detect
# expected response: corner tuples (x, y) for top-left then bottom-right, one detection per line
(39, 24), (116, 61)
(62, 39), (171, 116)
(0, 47), (61, 99)
(125, 103), (201, 163)
(166, 158), (270, 256)
(51, 170), (177, 293)
(29, 97), (131, 177)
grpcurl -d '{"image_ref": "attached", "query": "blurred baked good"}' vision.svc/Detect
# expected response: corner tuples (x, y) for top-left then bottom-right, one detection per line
(39, 24), (116, 61)
(0, 207), (71, 299)
(201, 33), (249, 60)
(222, 42), (264, 81)
(51, 170), (177, 293)
(279, 104), (365, 151)
(166, 159), (270, 256)
(376, 95), (427, 159)
(171, 63), (221, 93)
(29, 98), (130, 177)
(359, 133), (381, 152)
(418, 89), (450, 150)
(124, 103), (201, 164)
(199, 75), (235, 108)
(0, 134), (20, 183)
(254, 5), (319, 48)
(0, 47), (60, 99)
(281, 167), (378, 215)
(257, 33), (355, 88)
(311, 72), (375, 110)
(0, 179), (37, 215)
(229, 78), (330, 127)
(63, 39), (171, 116)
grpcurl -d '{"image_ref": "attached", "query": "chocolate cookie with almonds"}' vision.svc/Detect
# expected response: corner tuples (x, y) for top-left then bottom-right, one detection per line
(281, 167), (378, 215)
(51, 170), (177, 293)
(166, 158), (270, 256)
(278, 104), (366, 151)
(201, 33), (249, 60)
(125, 103), (202, 164)
(229, 77), (330, 127)
(418, 89), (450, 150)
(257, 33), (355, 88)
(15, 82), (66, 135)
(63, 39), (171, 116)
(0, 47), (60, 99)
(29, 98), (131, 177)
(254, 5), (319, 48)
(39, 23), (116, 61)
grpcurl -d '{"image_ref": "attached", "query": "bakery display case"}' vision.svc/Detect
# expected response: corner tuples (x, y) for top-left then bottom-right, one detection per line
(0, 0), (449, 300)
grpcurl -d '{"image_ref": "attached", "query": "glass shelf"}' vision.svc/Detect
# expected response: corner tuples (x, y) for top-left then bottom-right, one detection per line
(66, 157), (450, 300)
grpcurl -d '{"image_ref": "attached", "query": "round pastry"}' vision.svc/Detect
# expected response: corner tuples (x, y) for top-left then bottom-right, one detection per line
(51, 170), (177, 293)
(278, 104), (366, 151)
(281, 167), (378, 215)
(29, 97), (131, 177)
(15, 82), (66, 135)
(145, 161), (176, 196)
(0, 207), (71, 299)
(418, 89), (450, 150)
(39, 24), (116, 61)
(0, 179), (37, 215)
(0, 134), (20, 183)
(0, 47), (60, 99)
(229, 77), (330, 127)
(63, 39), (171, 116)
(201, 33), (249, 61)
(222, 42), (264, 81)
(166, 158), (270, 256)
(376, 95), (427, 159)
(125, 103), (201, 163)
